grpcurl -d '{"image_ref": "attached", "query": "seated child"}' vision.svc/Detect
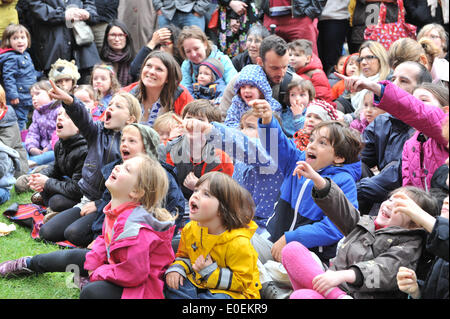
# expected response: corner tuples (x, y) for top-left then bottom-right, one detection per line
(192, 58), (226, 105)
(283, 163), (439, 299)
(160, 99), (234, 201)
(26, 108), (88, 216)
(292, 99), (338, 151)
(164, 171), (261, 299)
(225, 64), (281, 129)
(90, 64), (120, 121)
(327, 55), (347, 87)
(0, 155), (177, 300)
(288, 39), (332, 104)
(25, 80), (61, 167)
(350, 90), (385, 134)
(281, 78), (316, 137)
(152, 111), (182, 145)
(0, 140), (21, 204)
(0, 24), (38, 131)
(48, 58), (80, 95)
(0, 84), (29, 178)
(331, 53), (359, 102)
(39, 81), (141, 246)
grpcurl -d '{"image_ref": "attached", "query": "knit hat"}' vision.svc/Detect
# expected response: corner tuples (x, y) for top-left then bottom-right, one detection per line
(48, 59), (81, 84)
(305, 99), (338, 122)
(129, 123), (160, 161)
(200, 58), (224, 82)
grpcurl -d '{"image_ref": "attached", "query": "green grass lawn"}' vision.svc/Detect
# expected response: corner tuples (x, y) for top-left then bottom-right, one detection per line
(0, 189), (79, 299)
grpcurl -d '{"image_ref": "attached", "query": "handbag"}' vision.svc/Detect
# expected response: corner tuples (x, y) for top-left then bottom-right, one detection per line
(72, 20), (94, 46)
(364, 0), (417, 50)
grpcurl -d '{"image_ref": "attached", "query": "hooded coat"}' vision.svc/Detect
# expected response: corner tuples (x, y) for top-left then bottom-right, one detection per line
(166, 220), (261, 299)
(295, 53), (332, 103)
(224, 64), (281, 129)
(84, 204), (175, 299)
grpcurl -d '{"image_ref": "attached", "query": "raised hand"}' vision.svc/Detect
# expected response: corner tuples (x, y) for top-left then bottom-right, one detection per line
(48, 80), (74, 105)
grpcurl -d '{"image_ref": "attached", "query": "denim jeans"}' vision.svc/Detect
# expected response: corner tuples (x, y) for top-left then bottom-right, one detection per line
(29, 150), (55, 166)
(158, 11), (205, 31)
(13, 104), (32, 131)
(164, 278), (233, 299)
(0, 188), (11, 205)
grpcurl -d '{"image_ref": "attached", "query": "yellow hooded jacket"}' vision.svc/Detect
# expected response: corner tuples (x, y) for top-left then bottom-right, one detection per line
(167, 220), (261, 299)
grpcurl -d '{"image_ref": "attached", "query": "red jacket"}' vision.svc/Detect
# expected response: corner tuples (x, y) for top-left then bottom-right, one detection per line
(296, 54), (333, 104)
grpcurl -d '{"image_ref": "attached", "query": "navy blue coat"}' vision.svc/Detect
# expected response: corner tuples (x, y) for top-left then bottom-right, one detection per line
(0, 50), (37, 107)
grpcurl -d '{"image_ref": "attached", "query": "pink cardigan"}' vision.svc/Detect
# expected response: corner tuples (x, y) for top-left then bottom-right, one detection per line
(375, 81), (448, 190)
(84, 203), (175, 299)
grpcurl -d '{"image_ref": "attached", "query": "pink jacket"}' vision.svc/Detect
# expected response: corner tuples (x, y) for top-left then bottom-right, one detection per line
(84, 203), (175, 299)
(375, 81), (448, 190)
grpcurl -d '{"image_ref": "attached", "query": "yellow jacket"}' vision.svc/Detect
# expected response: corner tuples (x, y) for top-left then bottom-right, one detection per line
(168, 220), (261, 299)
(0, 0), (18, 39)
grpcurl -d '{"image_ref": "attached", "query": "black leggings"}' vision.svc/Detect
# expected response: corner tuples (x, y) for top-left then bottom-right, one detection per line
(39, 207), (96, 247)
(29, 249), (123, 299)
(42, 192), (79, 213)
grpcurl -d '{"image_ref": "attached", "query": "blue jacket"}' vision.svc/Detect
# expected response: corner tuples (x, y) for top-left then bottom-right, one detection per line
(0, 49), (38, 107)
(191, 78), (227, 105)
(209, 122), (283, 228)
(225, 64), (281, 129)
(180, 46), (237, 93)
(358, 113), (415, 204)
(62, 97), (122, 201)
(259, 117), (361, 262)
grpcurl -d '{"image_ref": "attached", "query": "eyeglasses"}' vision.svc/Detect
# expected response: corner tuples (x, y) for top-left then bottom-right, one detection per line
(357, 55), (379, 63)
(108, 33), (127, 39)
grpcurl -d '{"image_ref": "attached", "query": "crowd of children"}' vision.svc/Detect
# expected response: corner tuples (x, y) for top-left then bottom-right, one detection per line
(0, 4), (448, 301)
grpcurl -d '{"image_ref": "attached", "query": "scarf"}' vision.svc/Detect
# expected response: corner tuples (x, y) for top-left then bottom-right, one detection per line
(351, 74), (380, 112)
(106, 50), (133, 86)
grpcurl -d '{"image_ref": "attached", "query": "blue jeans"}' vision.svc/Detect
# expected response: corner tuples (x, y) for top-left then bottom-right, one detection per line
(14, 104), (32, 131)
(29, 150), (55, 166)
(158, 11), (205, 31)
(164, 278), (233, 299)
(0, 188), (11, 205)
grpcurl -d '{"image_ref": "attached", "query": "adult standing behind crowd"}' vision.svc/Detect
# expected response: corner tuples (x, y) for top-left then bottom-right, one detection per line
(129, 24), (183, 80)
(178, 25), (238, 95)
(153, 0), (210, 31)
(124, 50), (193, 126)
(29, 0), (101, 84)
(100, 19), (135, 86)
(91, 0), (119, 53)
(0, 0), (18, 42)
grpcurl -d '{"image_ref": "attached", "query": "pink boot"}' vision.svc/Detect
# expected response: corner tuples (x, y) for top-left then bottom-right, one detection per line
(282, 241), (347, 299)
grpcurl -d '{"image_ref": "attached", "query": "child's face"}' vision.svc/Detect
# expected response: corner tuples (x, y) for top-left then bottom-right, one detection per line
(92, 68), (112, 96)
(30, 88), (51, 110)
(335, 57), (346, 74)
(240, 114), (259, 139)
(289, 48), (310, 71)
(362, 94), (384, 123)
(55, 109), (78, 140)
(74, 89), (95, 111)
(56, 78), (74, 93)
(155, 125), (171, 145)
(10, 31), (28, 54)
(240, 84), (263, 105)
(305, 127), (344, 171)
(141, 57), (169, 89)
(375, 194), (414, 228)
(105, 156), (142, 199)
(103, 95), (134, 131)
(289, 86), (310, 109)
(345, 59), (359, 77)
(197, 65), (214, 86)
(413, 88), (442, 108)
(120, 126), (145, 161)
(188, 180), (220, 227)
(303, 112), (323, 135)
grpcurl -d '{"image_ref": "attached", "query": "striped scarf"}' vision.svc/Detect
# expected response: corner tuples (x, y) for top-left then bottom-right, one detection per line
(145, 99), (162, 126)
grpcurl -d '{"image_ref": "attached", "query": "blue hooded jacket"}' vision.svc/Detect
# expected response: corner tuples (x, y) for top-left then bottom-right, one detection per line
(225, 64), (282, 129)
(259, 117), (361, 262)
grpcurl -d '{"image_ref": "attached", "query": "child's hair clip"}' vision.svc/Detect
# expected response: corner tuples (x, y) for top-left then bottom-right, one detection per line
(98, 64), (115, 75)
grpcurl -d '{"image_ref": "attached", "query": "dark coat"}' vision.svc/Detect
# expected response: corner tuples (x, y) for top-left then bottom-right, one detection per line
(40, 133), (88, 201)
(261, 0), (327, 19)
(29, 0), (101, 71)
(404, 0), (446, 31)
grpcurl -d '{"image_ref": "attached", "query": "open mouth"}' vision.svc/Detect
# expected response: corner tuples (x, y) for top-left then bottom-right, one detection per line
(121, 149), (130, 158)
(56, 122), (64, 130)
(105, 111), (112, 122)
(189, 201), (198, 213)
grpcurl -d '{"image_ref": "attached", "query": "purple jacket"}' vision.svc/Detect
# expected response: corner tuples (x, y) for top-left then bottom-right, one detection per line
(25, 101), (61, 152)
(375, 81), (448, 190)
